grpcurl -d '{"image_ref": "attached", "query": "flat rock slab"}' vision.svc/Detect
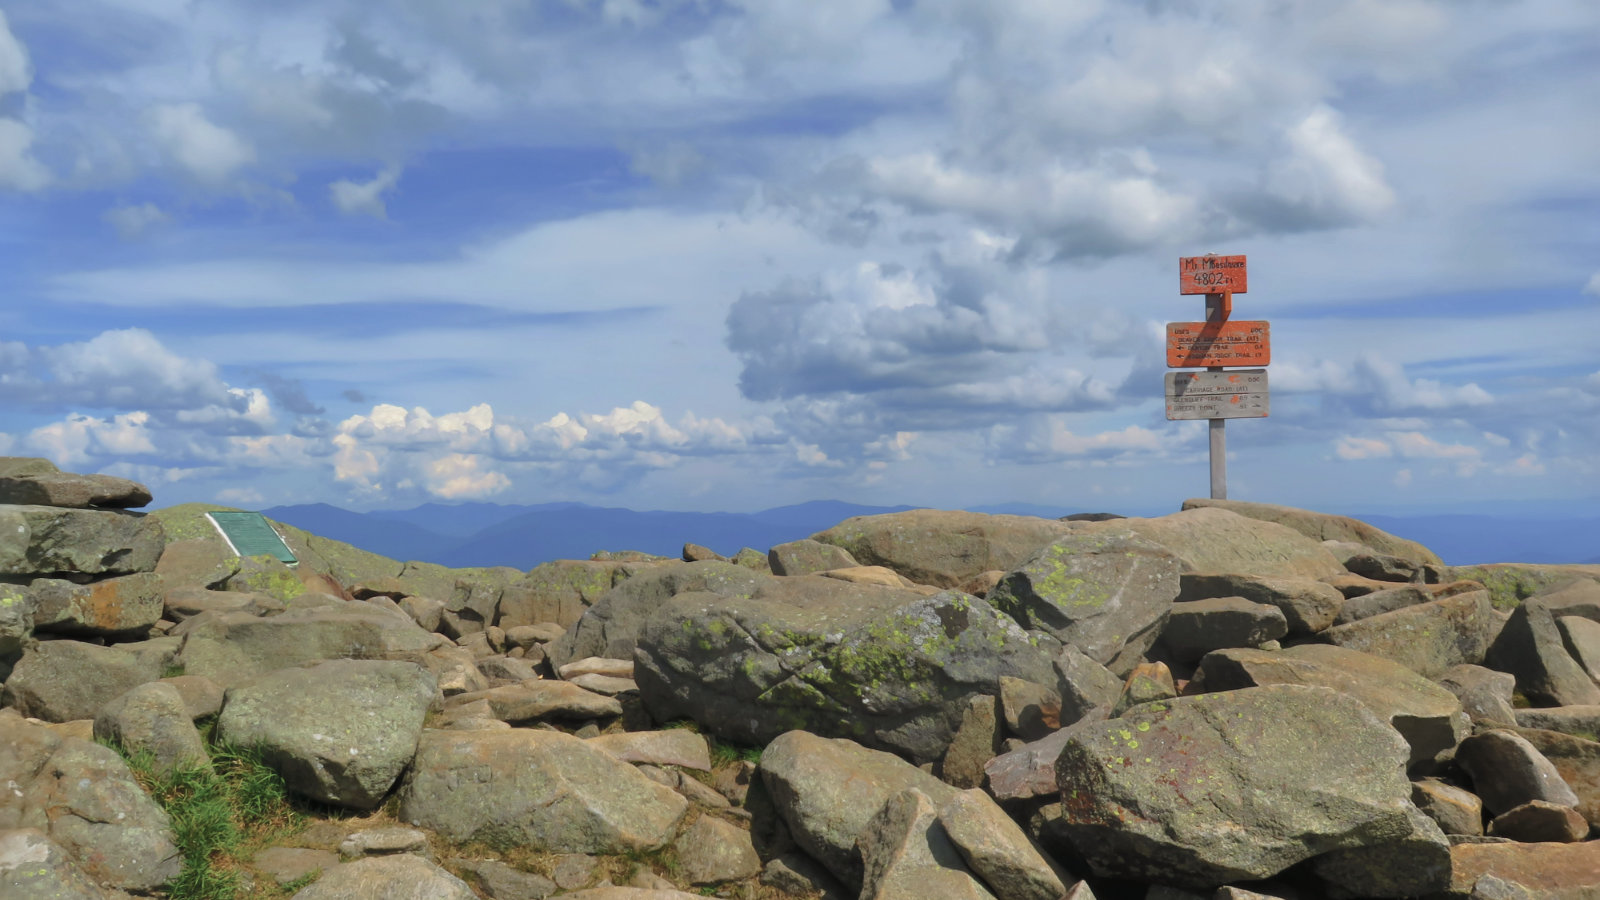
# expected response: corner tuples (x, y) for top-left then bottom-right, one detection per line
(1159, 597), (1287, 664)
(0, 471), (151, 509)
(453, 679), (622, 722)
(1053, 684), (1418, 889)
(1076, 507), (1345, 580)
(30, 573), (165, 637)
(1446, 841), (1600, 898)
(1515, 706), (1600, 739)
(1321, 591), (1498, 678)
(1178, 573), (1343, 635)
(1179, 499), (1441, 567)
(939, 788), (1068, 900)
(585, 730), (710, 770)
(217, 659), (437, 810)
(759, 730), (958, 889)
(2, 639), (163, 723)
(768, 539), (859, 576)
(398, 729), (687, 854)
(1191, 643), (1468, 766)
(175, 603), (439, 687)
(811, 510), (1077, 589)
(289, 854), (476, 900)
(0, 505), (165, 577)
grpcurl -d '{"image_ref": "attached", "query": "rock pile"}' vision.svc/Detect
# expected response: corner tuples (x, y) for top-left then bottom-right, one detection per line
(4, 459), (1600, 899)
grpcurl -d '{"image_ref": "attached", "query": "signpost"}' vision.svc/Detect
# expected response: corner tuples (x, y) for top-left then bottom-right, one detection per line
(1167, 254), (1269, 499)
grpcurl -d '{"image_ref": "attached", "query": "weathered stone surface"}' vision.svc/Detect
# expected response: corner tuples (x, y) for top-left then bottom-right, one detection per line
(0, 470), (151, 509)
(983, 712), (1107, 802)
(0, 506), (165, 577)
(858, 788), (996, 900)
(939, 788), (1066, 900)
(0, 582), (35, 677)
(476, 655), (542, 686)
(1414, 779), (1485, 836)
(1335, 581), (1482, 624)
(217, 659), (437, 810)
(1308, 804), (1451, 899)
(30, 572), (164, 636)
(1180, 498), (1442, 567)
(1439, 665), (1520, 728)
(448, 857), (558, 900)
(559, 656), (635, 679)
(585, 730), (710, 770)
(453, 679), (622, 723)
(1515, 706), (1600, 739)
(1112, 661), (1176, 717)
(1159, 596), (1287, 664)
(811, 510), (1077, 590)
(987, 531), (1179, 670)
(568, 673), (637, 695)
(498, 560), (657, 630)
(0, 719), (182, 891)
(2, 640), (163, 722)
(256, 847), (339, 886)
(1487, 597), (1600, 707)
(546, 561), (764, 670)
(1445, 841), (1600, 898)
(939, 694), (1000, 790)
(398, 729), (687, 853)
(1321, 590), (1498, 678)
(1178, 573), (1344, 635)
(1191, 644), (1468, 766)
(290, 854), (476, 900)
(152, 538), (241, 592)
(820, 565), (928, 590)
(1559, 615), (1600, 681)
(1487, 800), (1589, 842)
(759, 731), (958, 888)
(768, 539), (859, 577)
(1054, 645), (1122, 726)
(1511, 727), (1600, 828)
(0, 827), (121, 900)
(557, 888), (706, 900)
(338, 826), (430, 861)
(92, 681), (207, 774)
(998, 676), (1060, 742)
(1344, 552), (1423, 583)
(163, 586), (280, 621)
(673, 815), (761, 885)
(1053, 684), (1420, 888)
(1445, 564), (1600, 611)
(176, 602), (440, 686)
(637, 577), (1057, 764)
(1457, 730), (1581, 815)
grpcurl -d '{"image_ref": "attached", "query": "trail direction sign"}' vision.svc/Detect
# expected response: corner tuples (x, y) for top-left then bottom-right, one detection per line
(1180, 254), (1248, 295)
(1165, 369), (1268, 420)
(207, 511), (298, 566)
(1166, 320), (1270, 367)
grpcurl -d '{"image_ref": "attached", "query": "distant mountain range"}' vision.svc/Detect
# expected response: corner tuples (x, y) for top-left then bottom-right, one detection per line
(258, 500), (1600, 571)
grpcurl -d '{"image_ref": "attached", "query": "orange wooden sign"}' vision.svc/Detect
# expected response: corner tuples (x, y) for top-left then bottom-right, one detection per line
(1167, 320), (1270, 367)
(1180, 255), (1248, 295)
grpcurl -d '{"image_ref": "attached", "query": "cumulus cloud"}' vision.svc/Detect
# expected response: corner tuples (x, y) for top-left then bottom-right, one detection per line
(1333, 429), (1484, 477)
(1259, 105), (1396, 228)
(0, 10), (31, 97)
(1276, 354), (1492, 414)
(28, 329), (233, 410)
(330, 165), (403, 218)
(103, 203), (172, 239)
(0, 119), (49, 191)
(26, 412), (158, 467)
(149, 103), (256, 185)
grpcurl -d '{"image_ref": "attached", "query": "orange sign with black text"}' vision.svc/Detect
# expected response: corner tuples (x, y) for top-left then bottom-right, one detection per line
(1166, 320), (1270, 368)
(1179, 255), (1248, 295)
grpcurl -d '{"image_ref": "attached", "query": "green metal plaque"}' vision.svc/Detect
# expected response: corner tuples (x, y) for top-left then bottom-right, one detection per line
(206, 511), (297, 566)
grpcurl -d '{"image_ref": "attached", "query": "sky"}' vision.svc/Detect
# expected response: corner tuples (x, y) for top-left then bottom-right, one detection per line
(1, 0), (1597, 517)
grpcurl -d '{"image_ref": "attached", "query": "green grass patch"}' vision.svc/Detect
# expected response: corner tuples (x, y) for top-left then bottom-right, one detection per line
(708, 736), (762, 767)
(111, 740), (304, 900)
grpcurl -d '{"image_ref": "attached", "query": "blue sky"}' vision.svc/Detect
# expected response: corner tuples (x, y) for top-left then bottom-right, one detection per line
(2, 0), (1597, 516)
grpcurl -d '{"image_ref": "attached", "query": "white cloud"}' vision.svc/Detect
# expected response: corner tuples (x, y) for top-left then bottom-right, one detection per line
(103, 203), (172, 239)
(26, 412), (158, 467)
(330, 165), (403, 218)
(216, 487), (265, 506)
(0, 10), (30, 97)
(1335, 436), (1393, 460)
(425, 453), (510, 499)
(1264, 105), (1396, 226)
(149, 103), (256, 185)
(36, 329), (232, 410)
(0, 119), (49, 191)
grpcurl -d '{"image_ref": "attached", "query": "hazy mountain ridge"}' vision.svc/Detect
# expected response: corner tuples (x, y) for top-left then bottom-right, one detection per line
(259, 501), (1600, 570)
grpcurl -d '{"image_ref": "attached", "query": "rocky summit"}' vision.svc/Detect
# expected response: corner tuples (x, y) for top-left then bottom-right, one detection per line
(3, 458), (1600, 900)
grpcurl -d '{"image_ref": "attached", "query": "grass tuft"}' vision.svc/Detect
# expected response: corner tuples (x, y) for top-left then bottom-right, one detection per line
(113, 741), (304, 900)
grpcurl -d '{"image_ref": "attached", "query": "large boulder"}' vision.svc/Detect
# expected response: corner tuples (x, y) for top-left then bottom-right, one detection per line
(29, 572), (165, 637)
(1071, 507), (1345, 580)
(1190, 644), (1468, 766)
(759, 730), (958, 888)
(1180, 499), (1442, 567)
(216, 659), (437, 810)
(1444, 841), (1600, 898)
(0, 717), (182, 892)
(0, 465), (151, 509)
(289, 854), (477, 900)
(810, 510), (1076, 589)
(92, 681), (208, 775)
(1319, 590), (1498, 678)
(175, 602), (441, 687)
(0, 827), (125, 900)
(0, 506), (165, 578)
(1178, 573), (1343, 635)
(1053, 684), (1422, 888)
(1456, 729), (1581, 816)
(2, 640), (164, 722)
(1487, 596), (1600, 707)
(0, 583), (35, 678)
(1444, 564), (1600, 611)
(497, 559), (649, 630)
(938, 788), (1069, 900)
(545, 560), (765, 671)
(635, 576), (1057, 764)
(857, 788), (996, 900)
(985, 532), (1180, 672)
(398, 729), (687, 853)
(1156, 597), (1286, 665)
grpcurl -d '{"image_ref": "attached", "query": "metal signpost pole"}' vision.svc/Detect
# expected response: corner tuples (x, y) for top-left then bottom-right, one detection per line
(1206, 291), (1229, 500)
